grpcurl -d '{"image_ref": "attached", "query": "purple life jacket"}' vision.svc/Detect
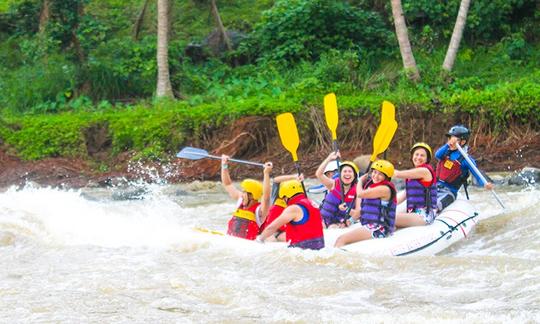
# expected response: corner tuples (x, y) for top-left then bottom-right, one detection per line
(360, 179), (397, 234)
(320, 178), (357, 227)
(406, 163), (438, 212)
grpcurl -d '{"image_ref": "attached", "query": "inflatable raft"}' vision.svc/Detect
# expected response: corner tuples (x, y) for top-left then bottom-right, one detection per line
(324, 199), (478, 256)
(195, 199), (478, 256)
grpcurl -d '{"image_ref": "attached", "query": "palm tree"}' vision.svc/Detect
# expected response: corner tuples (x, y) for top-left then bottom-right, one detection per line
(442, 0), (472, 72)
(390, 0), (420, 82)
(210, 0), (233, 52)
(132, 0), (149, 41)
(156, 0), (174, 98)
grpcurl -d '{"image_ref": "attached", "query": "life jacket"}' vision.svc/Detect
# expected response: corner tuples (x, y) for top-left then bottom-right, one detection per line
(320, 178), (357, 227)
(285, 194), (325, 250)
(259, 198), (287, 233)
(227, 201), (260, 240)
(360, 179), (397, 234)
(436, 152), (469, 191)
(406, 163), (437, 212)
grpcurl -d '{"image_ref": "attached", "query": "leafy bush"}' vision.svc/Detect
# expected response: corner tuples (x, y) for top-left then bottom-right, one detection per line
(242, 0), (393, 63)
(401, 0), (538, 44)
(0, 54), (76, 114)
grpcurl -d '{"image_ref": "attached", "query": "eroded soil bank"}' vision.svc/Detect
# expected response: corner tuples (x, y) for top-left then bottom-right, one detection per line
(1, 113), (538, 188)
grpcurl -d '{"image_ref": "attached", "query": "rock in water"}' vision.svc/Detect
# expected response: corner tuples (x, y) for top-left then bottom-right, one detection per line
(507, 167), (540, 185)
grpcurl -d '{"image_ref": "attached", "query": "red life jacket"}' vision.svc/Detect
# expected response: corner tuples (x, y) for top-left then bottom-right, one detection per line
(436, 155), (466, 188)
(227, 201), (260, 240)
(285, 194), (324, 247)
(259, 198), (287, 233)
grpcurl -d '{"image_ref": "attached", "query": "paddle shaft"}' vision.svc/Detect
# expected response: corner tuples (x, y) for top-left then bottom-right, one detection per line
(294, 162), (307, 195)
(456, 143), (505, 209)
(198, 152), (264, 167)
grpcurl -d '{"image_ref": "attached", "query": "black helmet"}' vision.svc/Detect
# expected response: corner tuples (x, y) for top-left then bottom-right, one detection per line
(446, 125), (470, 140)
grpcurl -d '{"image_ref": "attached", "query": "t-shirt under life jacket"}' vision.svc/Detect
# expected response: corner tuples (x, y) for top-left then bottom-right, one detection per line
(285, 194), (325, 250)
(259, 198), (287, 234)
(436, 152), (469, 192)
(320, 178), (357, 227)
(360, 179), (397, 234)
(406, 163), (437, 212)
(227, 200), (260, 240)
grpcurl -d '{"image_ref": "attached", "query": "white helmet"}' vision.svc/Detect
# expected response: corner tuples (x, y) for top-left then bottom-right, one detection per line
(324, 160), (339, 174)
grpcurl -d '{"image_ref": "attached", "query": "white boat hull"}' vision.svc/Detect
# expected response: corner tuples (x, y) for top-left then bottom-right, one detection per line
(195, 199), (478, 256)
(324, 199), (478, 256)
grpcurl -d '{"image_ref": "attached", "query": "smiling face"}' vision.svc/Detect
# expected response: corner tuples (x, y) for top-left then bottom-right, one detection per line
(411, 147), (429, 167)
(370, 169), (387, 183)
(340, 165), (356, 185)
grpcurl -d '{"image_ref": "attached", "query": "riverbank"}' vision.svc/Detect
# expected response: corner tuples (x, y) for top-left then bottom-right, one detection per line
(1, 115), (538, 188)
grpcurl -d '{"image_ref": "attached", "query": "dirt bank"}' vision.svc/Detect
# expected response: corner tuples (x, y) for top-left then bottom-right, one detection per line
(1, 114), (539, 188)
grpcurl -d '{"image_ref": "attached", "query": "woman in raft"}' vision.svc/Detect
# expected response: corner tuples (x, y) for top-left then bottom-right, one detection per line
(392, 142), (438, 227)
(316, 152), (359, 228)
(335, 160), (397, 248)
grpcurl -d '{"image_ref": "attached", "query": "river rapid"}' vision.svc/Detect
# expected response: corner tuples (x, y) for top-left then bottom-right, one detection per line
(0, 178), (538, 323)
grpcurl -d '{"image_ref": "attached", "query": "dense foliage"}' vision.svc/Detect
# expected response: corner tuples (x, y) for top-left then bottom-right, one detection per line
(0, 0), (539, 162)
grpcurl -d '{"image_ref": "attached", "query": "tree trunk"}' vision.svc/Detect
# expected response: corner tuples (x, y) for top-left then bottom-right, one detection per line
(390, 0), (420, 82)
(156, 0), (174, 98)
(38, 0), (50, 34)
(210, 0), (233, 52)
(442, 0), (472, 72)
(132, 0), (149, 41)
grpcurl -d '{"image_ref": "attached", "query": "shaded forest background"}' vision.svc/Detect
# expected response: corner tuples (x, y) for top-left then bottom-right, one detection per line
(0, 0), (538, 186)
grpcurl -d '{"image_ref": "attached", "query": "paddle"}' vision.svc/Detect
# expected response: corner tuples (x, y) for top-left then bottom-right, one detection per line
(176, 147), (264, 167)
(365, 101), (398, 173)
(455, 143), (506, 209)
(275, 112), (307, 194)
(324, 92), (345, 202)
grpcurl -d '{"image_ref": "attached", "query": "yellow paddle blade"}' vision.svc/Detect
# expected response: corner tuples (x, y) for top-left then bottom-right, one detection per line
(194, 227), (224, 236)
(381, 100), (395, 125)
(324, 93), (338, 140)
(370, 120), (398, 162)
(276, 113), (300, 162)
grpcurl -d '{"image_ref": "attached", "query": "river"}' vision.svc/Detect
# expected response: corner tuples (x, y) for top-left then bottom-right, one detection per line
(0, 178), (538, 323)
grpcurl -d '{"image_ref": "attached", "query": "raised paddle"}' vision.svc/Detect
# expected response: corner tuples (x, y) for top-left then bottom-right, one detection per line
(176, 147), (264, 167)
(324, 93), (339, 153)
(365, 101), (398, 173)
(324, 92), (345, 202)
(276, 112), (307, 194)
(455, 143), (506, 209)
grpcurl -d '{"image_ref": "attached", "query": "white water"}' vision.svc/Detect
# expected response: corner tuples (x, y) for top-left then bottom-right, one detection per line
(0, 181), (539, 323)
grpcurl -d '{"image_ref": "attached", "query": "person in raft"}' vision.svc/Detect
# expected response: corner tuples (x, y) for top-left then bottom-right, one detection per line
(392, 142), (438, 227)
(315, 152), (359, 228)
(435, 125), (494, 211)
(256, 180), (325, 250)
(334, 160), (397, 248)
(259, 169), (305, 243)
(220, 154), (272, 240)
(308, 160), (339, 194)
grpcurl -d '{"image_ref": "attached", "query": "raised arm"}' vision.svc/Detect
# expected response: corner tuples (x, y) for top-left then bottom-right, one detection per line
(259, 162), (273, 224)
(221, 154), (242, 200)
(315, 151), (340, 190)
(273, 173), (303, 184)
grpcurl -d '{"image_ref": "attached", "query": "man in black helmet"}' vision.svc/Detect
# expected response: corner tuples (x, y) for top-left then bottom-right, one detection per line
(434, 125), (494, 210)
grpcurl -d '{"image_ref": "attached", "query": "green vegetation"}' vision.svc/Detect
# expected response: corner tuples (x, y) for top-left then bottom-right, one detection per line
(0, 0), (538, 163)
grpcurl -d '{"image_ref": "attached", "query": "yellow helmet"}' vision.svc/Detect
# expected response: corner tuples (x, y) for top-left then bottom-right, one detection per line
(278, 180), (304, 199)
(339, 160), (359, 177)
(240, 179), (263, 201)
(410, 142), (433, 162)
(371, 159), (394, 178)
